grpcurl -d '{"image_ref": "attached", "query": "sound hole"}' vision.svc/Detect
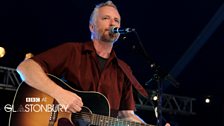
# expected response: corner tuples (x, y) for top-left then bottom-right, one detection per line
(71, 107), (92, 126)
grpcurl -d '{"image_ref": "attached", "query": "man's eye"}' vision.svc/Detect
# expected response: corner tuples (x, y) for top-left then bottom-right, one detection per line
(115, 19), (120, 23)
(103, 17), (109, 20)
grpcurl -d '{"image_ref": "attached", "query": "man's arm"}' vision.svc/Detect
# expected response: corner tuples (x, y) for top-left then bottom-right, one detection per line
(17, 59), (83, 112)
(118, 110), (145, 123)
(118, 110), (171, 126)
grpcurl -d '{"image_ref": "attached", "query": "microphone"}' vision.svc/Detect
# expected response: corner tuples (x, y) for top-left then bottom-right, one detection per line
(110, 27), (135, 34)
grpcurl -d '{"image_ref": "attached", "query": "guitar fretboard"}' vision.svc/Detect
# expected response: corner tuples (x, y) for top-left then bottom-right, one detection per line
(73, 112), (155, 126)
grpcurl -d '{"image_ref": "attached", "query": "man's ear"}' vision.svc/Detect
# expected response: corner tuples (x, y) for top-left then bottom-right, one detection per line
(89, 23), (94, 32)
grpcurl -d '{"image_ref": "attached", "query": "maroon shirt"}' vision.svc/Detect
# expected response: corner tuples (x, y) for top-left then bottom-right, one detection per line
(32, 41), (147, 116)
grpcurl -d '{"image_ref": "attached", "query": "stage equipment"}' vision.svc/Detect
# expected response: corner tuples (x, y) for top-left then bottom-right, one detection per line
(131, 29), (179, 126)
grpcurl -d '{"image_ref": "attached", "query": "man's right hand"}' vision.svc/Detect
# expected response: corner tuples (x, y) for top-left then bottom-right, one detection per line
(54, 88), (83, 113)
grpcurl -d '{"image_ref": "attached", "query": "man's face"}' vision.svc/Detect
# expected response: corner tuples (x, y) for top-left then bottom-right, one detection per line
(90, 6), (121, 43)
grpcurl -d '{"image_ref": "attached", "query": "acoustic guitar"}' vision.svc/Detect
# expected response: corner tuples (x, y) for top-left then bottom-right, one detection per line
(8, 74), (155, 126)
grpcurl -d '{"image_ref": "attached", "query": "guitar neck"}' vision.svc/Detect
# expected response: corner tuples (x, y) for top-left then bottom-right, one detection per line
(91, 113), (155, 126)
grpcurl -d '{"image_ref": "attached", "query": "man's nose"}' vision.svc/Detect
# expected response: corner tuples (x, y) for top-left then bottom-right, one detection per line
(110, 19), (117, 26)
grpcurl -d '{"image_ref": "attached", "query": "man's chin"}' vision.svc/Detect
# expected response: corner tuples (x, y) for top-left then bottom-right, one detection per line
(102, 36), (119, 43)
(110, 35), (120, 42)
(109, 37), (119, 43)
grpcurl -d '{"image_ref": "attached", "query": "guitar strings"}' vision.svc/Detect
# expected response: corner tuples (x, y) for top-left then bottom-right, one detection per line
(71, 112), (149, 126)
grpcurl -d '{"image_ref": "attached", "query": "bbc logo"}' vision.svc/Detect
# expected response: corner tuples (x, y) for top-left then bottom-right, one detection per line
(26, 97), (40, 102)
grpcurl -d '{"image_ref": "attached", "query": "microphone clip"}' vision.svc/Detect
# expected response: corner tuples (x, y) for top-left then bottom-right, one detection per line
(110, 27), (135, 34)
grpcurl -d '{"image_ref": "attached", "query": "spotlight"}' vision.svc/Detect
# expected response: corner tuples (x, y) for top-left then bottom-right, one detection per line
(0, 47), (6, 58)
(150, 90), (158, 101)
(152, 95), (158, 101)
(205, 98), (210, 104)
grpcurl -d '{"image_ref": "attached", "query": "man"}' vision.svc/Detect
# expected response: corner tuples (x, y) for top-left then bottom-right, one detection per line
(17, 0), (149, 125)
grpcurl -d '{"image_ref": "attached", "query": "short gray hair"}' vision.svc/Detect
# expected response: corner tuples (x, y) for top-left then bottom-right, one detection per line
(89, 1), (118, 25)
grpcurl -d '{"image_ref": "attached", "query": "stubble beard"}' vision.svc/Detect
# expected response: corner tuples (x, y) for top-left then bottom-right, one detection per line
(101, 32), (119, 43)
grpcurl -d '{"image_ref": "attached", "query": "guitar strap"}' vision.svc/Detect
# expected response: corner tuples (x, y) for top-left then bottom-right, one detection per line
(118, 60), (148, 98)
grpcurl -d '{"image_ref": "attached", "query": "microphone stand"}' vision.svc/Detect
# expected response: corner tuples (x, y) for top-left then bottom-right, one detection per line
(132, 30), (179, 126)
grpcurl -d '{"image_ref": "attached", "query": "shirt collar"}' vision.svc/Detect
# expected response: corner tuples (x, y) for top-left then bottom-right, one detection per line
(83, 41), (118, 62)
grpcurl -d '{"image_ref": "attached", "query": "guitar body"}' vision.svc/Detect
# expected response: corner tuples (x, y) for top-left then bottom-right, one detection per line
(9, 74), (110, 126)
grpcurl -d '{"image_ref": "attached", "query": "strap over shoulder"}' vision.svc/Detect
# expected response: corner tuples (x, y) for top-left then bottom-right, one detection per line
(117, 60), (148, 98)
